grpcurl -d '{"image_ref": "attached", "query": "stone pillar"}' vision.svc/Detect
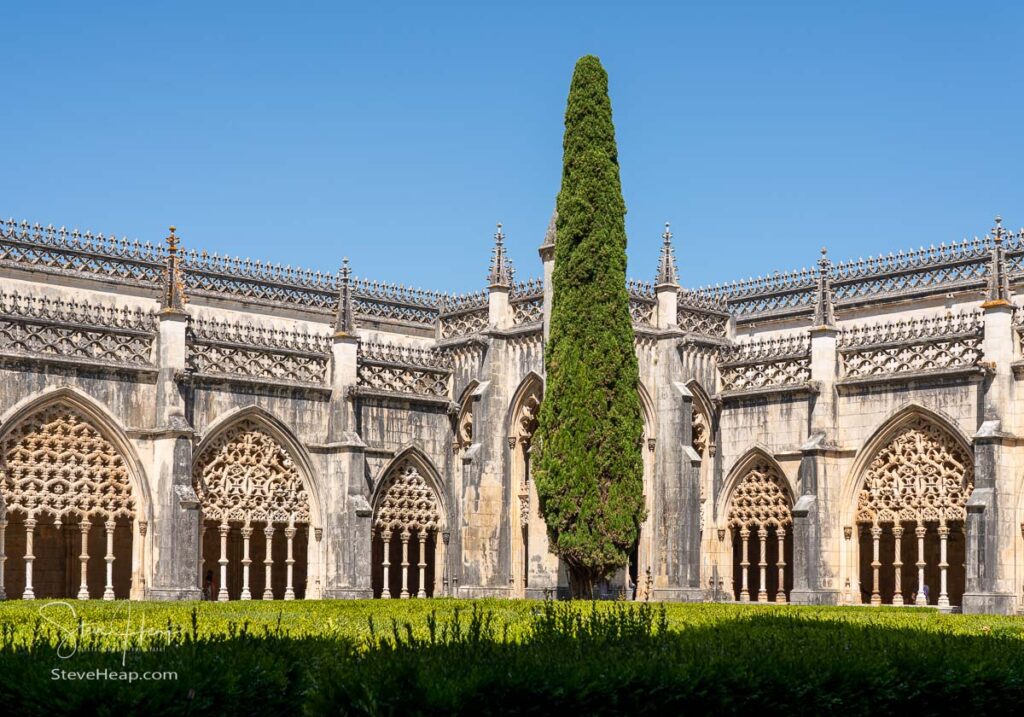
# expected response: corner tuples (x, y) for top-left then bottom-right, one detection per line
(22, 516), (35, 600)
(417, 531), (427, 598)
(400, 530), (411, 599)
(892, 525), (904, 606)
(488, 223), (513, 330)
(263, 524), (275, 600)
(915, 524), (927, 606)
(937, 524), (950, 609)
(102, 519), (116, 600)
(240, 524), (252, 600)
(324, 273), (373, 599)
(217, 523), (229, 602)
(870, 524), (881, 606)
(739, 527), (750, 602)
(757, 526), (768, 603)
(284, 523), (296, 600)
(380, 529), (392, 599)
(148, 228), (202, 600)
(963, 227), (1016, 615)
(77, 519), (90, 600)
(654, 222), (679, 329)
(776, 527), (787, 603)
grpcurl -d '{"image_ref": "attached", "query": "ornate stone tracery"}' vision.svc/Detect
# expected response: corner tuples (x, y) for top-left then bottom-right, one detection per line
(726, 461), (792, 531)
(193, 420), (310, 527)
(373, 461), (441, 534)
(1, 405), (135, 522)
(856, 417), (973, 526)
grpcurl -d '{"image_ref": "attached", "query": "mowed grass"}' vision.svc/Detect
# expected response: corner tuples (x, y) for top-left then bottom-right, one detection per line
(1, 599), (1024, 715)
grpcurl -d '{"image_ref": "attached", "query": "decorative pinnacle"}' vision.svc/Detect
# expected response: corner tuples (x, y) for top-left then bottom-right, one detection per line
(992, 215), (1006, 244)
(487, 222), (514, 287)
(813, 245), (835, 327)
(166, 226), (179, 256)
(655, 221), (678, 286)
(985, 215), (1010, 305)
(160, 225), (187, 313)
(334, 257), (356, 335)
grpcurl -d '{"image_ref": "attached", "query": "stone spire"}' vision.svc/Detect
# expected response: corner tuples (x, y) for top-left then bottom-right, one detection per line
(487, 223), (514, 288)
(984, 215), (1011, 307)
(655, 222), (679, 287)
(539, 208), (557, 262)
(334, 258), (357, 336)
(813, 247), (836, 327)
(160, 226), (187, 314)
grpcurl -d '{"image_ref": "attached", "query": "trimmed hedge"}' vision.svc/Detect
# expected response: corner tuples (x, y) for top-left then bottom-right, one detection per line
(1, 600), (1023, 714)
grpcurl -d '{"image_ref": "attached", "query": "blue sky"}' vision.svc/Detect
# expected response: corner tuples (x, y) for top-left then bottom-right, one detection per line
(1, 1), (1020, 293)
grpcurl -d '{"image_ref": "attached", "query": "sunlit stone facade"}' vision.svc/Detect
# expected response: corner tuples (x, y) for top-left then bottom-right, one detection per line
(0, 214), (1020, 614)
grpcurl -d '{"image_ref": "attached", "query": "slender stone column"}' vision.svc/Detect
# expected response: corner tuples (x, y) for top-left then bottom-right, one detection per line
(217, 523), (229, 602)
(417, 531), (427, 598)
(870, 524), (882, 606)
(380, 528), (392, 599)
(0, 517), (6, 600)
(78, 519), (91, 600)
(757, 527), (768, 603)
(240, 524), (253, 600)
(284, 523), (296, 601)
(892, 525), (904, 606)
(776, 527), (787, 603)
(915, 523), (927, 605)
(137, 521), (147, 599)
(938, 524), (950, 608)
(739, 527), (750, 602)
(103, 520), (116, 601)
(400, 530), (411, 599)
(22, 517), (35, 600)
(198, 523), (207, 588)
(263, 524), (275, 600)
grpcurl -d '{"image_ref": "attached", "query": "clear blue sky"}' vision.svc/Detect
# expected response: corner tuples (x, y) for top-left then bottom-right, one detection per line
(2, 1), (1020, 293)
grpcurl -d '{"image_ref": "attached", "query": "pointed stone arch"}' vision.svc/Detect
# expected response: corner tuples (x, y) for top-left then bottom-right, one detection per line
(192, 405), (322, 602)
(506, 372), (545, 597)
(718, 447), (794, 603)
(843, 404), (974, 608)
(370, 446), (446, 599)
(0, 387), (150, 600)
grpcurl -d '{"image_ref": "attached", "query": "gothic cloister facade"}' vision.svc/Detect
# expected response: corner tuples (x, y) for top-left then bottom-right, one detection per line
(0, 213), (1021, 613)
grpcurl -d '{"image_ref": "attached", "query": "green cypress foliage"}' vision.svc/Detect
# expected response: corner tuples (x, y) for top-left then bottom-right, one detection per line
(533, 55), (647, 597)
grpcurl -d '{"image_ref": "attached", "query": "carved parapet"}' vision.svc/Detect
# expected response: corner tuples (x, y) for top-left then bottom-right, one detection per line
(718, 333), (812, 393)
(838, 311), (984, 382)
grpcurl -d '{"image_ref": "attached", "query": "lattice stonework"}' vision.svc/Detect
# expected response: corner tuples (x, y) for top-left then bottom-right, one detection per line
(193, 421), (310, 526)
(726, 461), (792, 530)
(857, 418), (973, 525)
(0, 406), (135, 521)
(374, 462), (441, 533)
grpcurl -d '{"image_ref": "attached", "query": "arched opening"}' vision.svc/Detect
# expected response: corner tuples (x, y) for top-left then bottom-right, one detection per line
(631, 381), (658, 601)
(724, 456), (793, 603)
(193, 418), (314, 601)
(508, 375), (542, 598)
(0, 404), (137, 600)
(371, 456), (443, 598)
(854, 416), (972, 607)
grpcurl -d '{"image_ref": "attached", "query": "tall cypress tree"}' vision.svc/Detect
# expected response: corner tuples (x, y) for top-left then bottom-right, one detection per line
(533, 55), (646, 598)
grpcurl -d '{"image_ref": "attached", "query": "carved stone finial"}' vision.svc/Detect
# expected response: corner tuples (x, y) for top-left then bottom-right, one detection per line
(812, 245), (835, 327)
(334, 257), (357, 336)
(488, 222), (514, 288)
(984, 214), (1011, 307)
(655, 221), (679, 287)
(160, 225), (187, 314)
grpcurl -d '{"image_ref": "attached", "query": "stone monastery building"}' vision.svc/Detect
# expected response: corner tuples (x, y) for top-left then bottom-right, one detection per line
(0, 212), (1021, 614)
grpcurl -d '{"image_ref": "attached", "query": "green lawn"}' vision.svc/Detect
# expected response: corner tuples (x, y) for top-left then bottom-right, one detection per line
(1, 599), (1023, 715)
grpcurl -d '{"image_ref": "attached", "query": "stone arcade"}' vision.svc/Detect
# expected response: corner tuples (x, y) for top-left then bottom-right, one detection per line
(0, 214), (1022, 614)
